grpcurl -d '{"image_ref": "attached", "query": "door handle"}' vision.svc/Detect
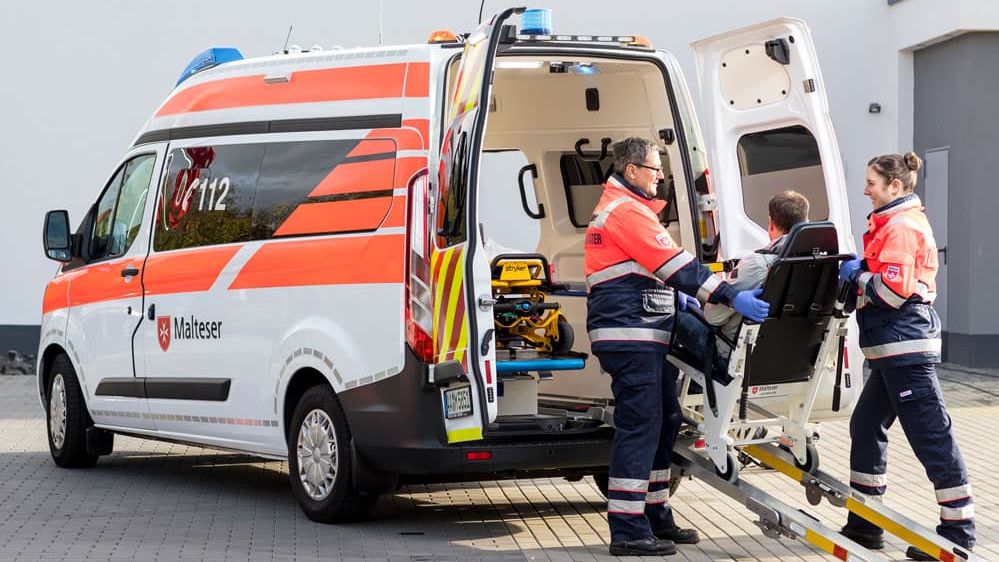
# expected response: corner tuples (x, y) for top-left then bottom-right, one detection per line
(121, 266), (140, 278)
(478, 294), (496, 311)
(147, 303), (156, 321)
(938, 246), (947, 265)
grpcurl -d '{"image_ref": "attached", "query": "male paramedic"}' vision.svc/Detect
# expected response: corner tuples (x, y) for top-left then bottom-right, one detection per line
(585, 137), (770, 556)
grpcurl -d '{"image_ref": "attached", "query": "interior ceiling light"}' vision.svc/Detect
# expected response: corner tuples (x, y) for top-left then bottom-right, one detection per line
(495, 60), (544, 69)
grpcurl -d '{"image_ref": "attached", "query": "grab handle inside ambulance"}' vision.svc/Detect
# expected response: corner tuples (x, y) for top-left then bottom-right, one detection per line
(517, 164), (545, 219)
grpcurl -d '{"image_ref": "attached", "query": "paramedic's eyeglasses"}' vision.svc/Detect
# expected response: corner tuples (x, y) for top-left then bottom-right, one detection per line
(634, 163), (664, 174)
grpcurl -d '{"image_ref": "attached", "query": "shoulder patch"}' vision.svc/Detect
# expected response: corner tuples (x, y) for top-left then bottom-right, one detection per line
(884, 265), (901, 281)
(655, 232), (673, 248)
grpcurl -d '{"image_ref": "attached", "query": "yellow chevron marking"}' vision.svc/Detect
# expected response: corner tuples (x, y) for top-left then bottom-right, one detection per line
(446, 426), (483, 444)
(441, 249), (464, 356)
(432, 248), (453, 348)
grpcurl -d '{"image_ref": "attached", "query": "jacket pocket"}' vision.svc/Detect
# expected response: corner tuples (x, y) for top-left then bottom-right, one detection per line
(642, 289), (675, 315)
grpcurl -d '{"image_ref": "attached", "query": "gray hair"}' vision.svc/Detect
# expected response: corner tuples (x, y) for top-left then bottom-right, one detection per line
(612, 138), (658, 174)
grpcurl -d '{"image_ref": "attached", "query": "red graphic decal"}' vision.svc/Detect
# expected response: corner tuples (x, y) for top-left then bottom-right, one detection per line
(158, 316), (171, 352)
(168, 147), (216, 230)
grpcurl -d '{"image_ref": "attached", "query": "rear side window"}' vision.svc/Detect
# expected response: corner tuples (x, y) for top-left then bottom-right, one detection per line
(154, 138), (396, 251)
(737, 125), (829, 229)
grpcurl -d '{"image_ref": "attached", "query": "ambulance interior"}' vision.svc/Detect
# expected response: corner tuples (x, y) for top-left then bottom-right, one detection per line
(466, 53), (832, 431)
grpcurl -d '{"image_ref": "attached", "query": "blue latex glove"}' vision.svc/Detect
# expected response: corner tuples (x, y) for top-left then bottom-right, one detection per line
(732, 288), (769, 323)
(678, 292), (701, 312)
(839, 254), (862, 283)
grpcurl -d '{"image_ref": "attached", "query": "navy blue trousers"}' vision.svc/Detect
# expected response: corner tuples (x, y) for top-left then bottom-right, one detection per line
(847, 364), (975, 547)
(597, 351), (682, 543)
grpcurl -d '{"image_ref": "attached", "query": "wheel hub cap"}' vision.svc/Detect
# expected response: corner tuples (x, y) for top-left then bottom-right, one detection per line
(49, 374), (68, 450)
(296, 409), (338, 501)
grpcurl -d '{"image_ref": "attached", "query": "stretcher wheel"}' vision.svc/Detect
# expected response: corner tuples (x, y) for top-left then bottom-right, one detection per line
(552, 317), (574, 355)
(794, 442), (820, 475)
(714, 451), (739, 484)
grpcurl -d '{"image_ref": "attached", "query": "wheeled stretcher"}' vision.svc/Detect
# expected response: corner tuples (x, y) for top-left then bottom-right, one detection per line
(669, 221), (853, 482)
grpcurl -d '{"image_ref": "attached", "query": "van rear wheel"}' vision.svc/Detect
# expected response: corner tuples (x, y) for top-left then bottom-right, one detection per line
(287, 385), (377, 523)
(47, 354), (98, 468)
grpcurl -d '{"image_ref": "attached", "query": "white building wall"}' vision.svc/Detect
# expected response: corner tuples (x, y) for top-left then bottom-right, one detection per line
(0, 0), (990, 328)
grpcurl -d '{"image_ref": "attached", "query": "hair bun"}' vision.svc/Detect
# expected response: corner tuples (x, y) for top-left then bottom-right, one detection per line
(903, 151), (922, 172)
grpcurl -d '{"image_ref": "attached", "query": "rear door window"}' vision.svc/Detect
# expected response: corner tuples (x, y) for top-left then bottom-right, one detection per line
(736, 125), (829, 228)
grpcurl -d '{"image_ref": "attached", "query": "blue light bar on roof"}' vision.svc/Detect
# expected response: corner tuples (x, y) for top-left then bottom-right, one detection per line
(521, 8), (553, 35)
(176, 47), (244, 86)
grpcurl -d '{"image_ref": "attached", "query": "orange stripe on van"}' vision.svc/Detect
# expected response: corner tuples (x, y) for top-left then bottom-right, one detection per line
(273, 197), (394, 237)
(381, 195), (407, 228)
(402, 119), (430, 148)
(366, 126), (425, 152)
(143, 246), (242, 296)
(42, 275), (72, 314)
(404, 62), (430, 97)
(308, 158), (395, 197)
(156, 63), (409, 117)
(66, 258), (144, 308)
(347, 139), (397, 158)
(395, 156), (429, 188)
(229, 235), (404, 290)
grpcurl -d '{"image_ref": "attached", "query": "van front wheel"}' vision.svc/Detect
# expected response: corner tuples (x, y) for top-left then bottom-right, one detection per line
(287, 385), (377, 523)
(47, 354), (98, 468)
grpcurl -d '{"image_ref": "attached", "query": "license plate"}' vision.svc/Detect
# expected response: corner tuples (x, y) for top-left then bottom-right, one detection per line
(443, 386), (473, 419)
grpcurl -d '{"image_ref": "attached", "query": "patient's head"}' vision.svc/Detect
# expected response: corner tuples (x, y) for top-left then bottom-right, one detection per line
(768, 191), (809, 240)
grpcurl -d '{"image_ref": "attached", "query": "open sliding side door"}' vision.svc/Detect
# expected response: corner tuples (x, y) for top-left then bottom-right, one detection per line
(692, 18), (861, 418)
(434, 7), (524, 443)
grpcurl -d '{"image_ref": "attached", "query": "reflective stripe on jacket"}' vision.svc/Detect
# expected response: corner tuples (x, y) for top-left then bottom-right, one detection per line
(856, 194), (942, 367)
(584, 174), (737, 353)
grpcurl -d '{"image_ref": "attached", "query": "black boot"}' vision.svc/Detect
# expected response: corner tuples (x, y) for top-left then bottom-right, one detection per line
(608, 537), (677, 556)
(654, 526), (700, 545)
(840, 526), (884, 550)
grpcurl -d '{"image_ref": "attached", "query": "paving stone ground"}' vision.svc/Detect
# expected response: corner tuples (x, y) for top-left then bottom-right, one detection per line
(1, 365), (996, 561)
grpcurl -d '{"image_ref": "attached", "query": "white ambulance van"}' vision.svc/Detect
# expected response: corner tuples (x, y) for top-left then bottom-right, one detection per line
(38, 8), (860, 522)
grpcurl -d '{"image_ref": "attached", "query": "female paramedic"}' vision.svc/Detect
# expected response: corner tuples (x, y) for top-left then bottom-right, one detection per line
(838, 152), (974, 560)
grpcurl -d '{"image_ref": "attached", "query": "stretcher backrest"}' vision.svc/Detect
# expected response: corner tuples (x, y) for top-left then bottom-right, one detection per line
(747, 221), (840, 386)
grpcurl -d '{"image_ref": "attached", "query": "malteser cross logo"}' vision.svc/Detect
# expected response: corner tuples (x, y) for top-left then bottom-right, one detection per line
(158, 316), (171, 352)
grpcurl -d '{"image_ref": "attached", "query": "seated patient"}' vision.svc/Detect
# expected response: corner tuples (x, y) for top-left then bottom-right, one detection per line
(675, 191), (810, 380)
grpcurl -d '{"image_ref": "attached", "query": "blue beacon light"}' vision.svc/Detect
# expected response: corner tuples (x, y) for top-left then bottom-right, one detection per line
(176, 47), (244, 86)
(521, 8), (553, 35)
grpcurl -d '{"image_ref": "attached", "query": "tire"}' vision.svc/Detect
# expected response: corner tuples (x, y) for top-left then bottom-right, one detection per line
(552, 316), (575, 355)
(794, 442), (820, 475)
(287, 385), (377, 523)
(714, 451), (739, 484)
(46, 354), (98, 468)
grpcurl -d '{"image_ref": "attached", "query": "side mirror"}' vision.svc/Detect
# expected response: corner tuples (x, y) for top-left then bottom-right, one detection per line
(43, 210), (73, 262)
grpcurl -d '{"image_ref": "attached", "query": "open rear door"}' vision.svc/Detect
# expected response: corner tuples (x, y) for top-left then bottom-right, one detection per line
(692, 18), (853, 258)
(433, 7), (523, 443)
(692, 18), (861, 419)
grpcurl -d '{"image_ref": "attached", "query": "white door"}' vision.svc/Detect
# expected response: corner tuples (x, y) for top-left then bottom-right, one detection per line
(67, 147), (166, 430)
(691, 18), (861, 419)
(923, 148), (949, 331)
(691, 18), (853, 258)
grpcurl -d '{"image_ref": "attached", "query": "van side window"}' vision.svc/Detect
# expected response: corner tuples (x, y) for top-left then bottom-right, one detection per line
(154, 144), (264, 251)
(252, 139), (392, 238)
(736, 126), (830, 228)
(89, 153), (156, 261)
